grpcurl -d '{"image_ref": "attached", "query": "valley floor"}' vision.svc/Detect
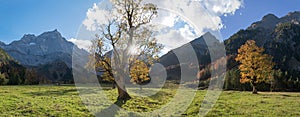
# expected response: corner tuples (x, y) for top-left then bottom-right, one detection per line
(0, 85), (299, 116)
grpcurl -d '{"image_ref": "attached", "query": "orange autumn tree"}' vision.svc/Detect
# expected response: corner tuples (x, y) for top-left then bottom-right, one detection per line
(129, 60), (150, 90)
(235, 40), (275, 94)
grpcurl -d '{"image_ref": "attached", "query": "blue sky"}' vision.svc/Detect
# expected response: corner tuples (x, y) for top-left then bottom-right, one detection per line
(0, 0), (98, 44)
(1, 0), (300, 44)
(221, 0), (300, 39)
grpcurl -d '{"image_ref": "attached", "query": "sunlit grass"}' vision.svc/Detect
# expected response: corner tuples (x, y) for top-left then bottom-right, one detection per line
(0, 85), (300, 116)
(0, 85), (91, 116)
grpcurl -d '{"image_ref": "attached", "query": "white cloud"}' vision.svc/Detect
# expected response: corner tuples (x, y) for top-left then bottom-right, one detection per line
(81, 0), (243, 54)
(83, 0), (243, 32)
(156, 24), (197, 54)
(68, 38), (92, 51)
(199, 0), (244, 15)
(148, 0), (243, 32)
(82, 2), (114, 31)
(152, 10), (179, 27)
(148, 0), (243, 53)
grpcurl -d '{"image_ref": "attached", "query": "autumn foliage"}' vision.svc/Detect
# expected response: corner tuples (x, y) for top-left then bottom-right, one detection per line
(235, 40), (275, 94)
(130, 60), (150, 89)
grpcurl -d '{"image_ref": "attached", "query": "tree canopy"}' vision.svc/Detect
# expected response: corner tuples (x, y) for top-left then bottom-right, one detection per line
(235, 40), (275, 94)
(87, 0), (163, 101)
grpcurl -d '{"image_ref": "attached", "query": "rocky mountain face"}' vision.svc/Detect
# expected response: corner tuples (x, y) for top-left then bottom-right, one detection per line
(225, 11), (300, 78)
(0, 41), (5, 47)
(248, 12), (300, 31)
(2, 29), (84, 67)
(35, 60), (73, 82)
(159, 32), (223, 80)
(0, 30), (88, 82)
(226, 11), (300, 54)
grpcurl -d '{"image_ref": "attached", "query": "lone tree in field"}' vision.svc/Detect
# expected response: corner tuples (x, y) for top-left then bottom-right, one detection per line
(88, 0), (162, 102)
(130, 60), (150, 90)
(235, 40), (275, 94)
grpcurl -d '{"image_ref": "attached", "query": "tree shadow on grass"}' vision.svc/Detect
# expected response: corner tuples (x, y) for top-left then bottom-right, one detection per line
(23, 87), (112, 96)
(23, 89), (79, 96)
(148, 89), (174, 100)
(95, 100), (140, 117)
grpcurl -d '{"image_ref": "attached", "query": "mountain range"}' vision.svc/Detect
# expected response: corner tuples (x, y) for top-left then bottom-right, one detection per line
(225, 11), (300, 75)
(1, 11), (300, 84)
(0, 29), (88, 82)
(159, 32), (224, 80)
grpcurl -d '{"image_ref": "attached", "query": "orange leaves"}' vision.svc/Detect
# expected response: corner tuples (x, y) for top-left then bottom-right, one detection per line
(129, 60), (150, 84)
(235, 40), (275, 85)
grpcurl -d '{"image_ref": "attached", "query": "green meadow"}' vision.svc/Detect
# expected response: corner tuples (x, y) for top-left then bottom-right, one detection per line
(0, 85), (300, 116)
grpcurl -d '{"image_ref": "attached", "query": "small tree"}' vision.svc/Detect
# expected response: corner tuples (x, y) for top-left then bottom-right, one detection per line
(130, 60), (150, 90)
(87, 0), (162, 102)
(0, 72), (8, 85)
(24, 69), (39, 85)
(235, 40), (275, 94)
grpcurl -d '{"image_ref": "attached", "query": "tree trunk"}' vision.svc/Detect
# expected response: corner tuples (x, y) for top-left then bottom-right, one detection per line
(115, 75), (131, 102)
(116, 84), (131, 102)
(252, 85), (258, 94)
(112, 81), (116, 89)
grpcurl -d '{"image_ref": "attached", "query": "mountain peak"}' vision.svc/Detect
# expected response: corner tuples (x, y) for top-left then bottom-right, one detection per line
(23, 34), (35, 38)
(51, 29), (60, 34)
(34, 29), (69, 44)
(2, 29), (88, 67)
(190, 32), (219, 46)
(262, 13), (279, 21)
(248, 11), (300, 30)
(12, 34), (36, 45)
(39, 29), (62, 38)
(287, 11), (300, 17)
(248, 13), (280, 30)
(202, 32), (219, 41)
(10, 29), (65, 46)
(282, 11), (300, 23)
(203, 32), (214, 38)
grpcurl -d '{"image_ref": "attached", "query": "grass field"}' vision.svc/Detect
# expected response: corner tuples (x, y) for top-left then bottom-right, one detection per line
(0, 85), (300, 116)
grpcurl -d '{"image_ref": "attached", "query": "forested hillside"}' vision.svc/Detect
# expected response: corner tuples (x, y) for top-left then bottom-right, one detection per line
(0, 48), (48, 85)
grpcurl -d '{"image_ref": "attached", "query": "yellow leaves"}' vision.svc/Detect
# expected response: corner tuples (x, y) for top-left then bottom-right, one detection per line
(102, 71), (114, 82)
(240, 77), (250, 83)
(236, 40), (275, 85)
(129, 59), (150, 84)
